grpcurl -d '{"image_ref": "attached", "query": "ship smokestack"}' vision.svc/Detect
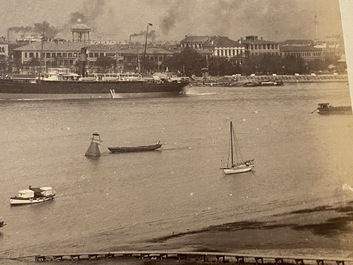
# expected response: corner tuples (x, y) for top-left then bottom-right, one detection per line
(79, 47), (88, 77)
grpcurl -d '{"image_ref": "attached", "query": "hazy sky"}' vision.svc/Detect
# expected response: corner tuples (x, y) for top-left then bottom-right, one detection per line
(0, 0), (343, 42)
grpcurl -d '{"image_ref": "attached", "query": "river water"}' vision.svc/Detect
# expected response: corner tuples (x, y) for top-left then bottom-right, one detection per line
(0, 82), (352, 257)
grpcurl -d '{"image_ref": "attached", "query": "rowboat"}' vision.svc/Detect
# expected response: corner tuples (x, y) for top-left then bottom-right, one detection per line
(108, 142), (162, 153)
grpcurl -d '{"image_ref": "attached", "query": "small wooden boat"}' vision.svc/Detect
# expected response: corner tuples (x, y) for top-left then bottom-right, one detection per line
(221, 121), (254, 175)
(108, 142), (162, 153)
(10, 186), (55, 206)
(315, 103), (352, 115)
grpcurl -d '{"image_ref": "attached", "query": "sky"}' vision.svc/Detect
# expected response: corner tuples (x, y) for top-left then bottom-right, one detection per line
(0, 0), (344, 42)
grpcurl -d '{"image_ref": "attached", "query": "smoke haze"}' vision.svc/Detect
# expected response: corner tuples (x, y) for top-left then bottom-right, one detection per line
(0, 0), (343, 42)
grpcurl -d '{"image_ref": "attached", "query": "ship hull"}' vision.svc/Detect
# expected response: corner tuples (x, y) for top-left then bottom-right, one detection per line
(10, 196), (55, 206)
(318, 107), (352, 115)
(0, 79), (188, 99)
(108, 143), (162, 153)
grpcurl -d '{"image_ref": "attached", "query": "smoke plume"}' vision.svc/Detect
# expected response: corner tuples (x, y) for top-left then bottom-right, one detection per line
(160, 1), (185, 35)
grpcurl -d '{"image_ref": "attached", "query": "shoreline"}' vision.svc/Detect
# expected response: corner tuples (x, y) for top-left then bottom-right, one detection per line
(3, 201), (353, 265)
(191, 74), (348, 86)
(129, 200), (353, 257)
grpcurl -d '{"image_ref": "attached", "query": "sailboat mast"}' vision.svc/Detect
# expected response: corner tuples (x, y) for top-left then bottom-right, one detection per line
(230, 121), (234, 166)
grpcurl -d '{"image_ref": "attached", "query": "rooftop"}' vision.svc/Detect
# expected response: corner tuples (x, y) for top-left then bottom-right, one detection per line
(205, 36), (244, 48)
(241, 35), (279, 45)
(283, 39), (314, 46)
(14, 42), (173, 55)
(180, 36), (209, 43)
(280, 45), (322, 52)
(14, 42), (87, 51)
(70, 23), (91, 31)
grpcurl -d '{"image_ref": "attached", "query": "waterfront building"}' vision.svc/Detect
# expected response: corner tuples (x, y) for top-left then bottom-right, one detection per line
(12, 41), (173, 72)
(180, 35), (209, 50)
(280, 42), (323, 62)
(240, 35), (280, 57)
(13, 42), (85, 69)
(314, 35), (344, 57)
(280, 37), (344, 63)
(180, 35), (245, 63)
(118, 46), (173, 71)
(204, 36), (245, 63)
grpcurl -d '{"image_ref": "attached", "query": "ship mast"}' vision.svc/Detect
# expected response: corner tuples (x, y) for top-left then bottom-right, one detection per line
(142, 23), (152, 74)
(230, 121), (234, 166)
(38, 22), (45, 82)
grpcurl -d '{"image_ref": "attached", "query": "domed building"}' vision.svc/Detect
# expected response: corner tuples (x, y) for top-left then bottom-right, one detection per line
(70, 23), (91, 43)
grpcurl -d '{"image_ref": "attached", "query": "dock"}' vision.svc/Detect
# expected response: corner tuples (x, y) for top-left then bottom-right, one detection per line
(27, 251), (353, 264)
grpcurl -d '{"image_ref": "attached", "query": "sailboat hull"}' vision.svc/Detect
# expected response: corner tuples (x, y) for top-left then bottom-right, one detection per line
(223, 164), (254, 175)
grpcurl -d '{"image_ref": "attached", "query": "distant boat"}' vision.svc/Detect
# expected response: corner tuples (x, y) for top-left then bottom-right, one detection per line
(221, 121), (254, 175)
(10, 186), (55, 206)
(242, 79), (284, 87)
(315, 103), (352, 115)
(259, 79), (284, 86)
(108, 142), (162, 153)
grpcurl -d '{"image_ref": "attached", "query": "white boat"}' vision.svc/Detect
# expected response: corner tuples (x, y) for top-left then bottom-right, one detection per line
(10, 186), (55, 206)
(222, 121), (254, 175)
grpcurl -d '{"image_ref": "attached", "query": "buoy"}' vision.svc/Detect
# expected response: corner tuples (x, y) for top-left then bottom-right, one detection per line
(85, 132), (102, 157)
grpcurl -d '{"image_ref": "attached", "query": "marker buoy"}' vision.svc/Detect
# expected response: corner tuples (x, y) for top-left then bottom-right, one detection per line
(85, 132), (102, 157)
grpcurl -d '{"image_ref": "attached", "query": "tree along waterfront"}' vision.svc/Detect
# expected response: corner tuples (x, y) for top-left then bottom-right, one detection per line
(161, 47), (345, 77)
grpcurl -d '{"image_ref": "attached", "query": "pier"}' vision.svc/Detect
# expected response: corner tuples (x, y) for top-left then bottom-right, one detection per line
(28, 251), (353, 264)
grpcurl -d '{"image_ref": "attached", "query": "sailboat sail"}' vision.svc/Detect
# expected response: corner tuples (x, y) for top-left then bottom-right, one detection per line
(223, 121), (254, 175)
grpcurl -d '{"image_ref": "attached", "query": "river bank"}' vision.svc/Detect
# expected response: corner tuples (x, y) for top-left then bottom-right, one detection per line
(4, 199), (353, 265)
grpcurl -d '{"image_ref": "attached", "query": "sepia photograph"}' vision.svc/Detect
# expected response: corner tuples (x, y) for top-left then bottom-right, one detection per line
(0, 0), (352, 264)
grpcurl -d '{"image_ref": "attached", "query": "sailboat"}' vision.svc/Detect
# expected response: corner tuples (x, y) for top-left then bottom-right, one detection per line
(222, 121), (254, 175)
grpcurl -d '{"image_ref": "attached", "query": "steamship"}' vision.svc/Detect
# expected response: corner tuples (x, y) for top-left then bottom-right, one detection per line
(0, 69), (189, 100)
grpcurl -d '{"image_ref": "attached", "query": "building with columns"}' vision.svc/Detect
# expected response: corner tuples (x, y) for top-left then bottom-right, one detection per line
(71, 23), (91, 43)
(12, 42), (173, 72)
(280, 40), (323, 62)
(180, 35), (245, 63)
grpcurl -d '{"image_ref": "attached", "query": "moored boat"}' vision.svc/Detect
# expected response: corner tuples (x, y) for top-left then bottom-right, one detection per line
(242, 79), (284, 87)
(221, 121), (254, 175)
(315, 103), (352, 115)
(108, 142), (162, 153)
(10, 186), (55, 206)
